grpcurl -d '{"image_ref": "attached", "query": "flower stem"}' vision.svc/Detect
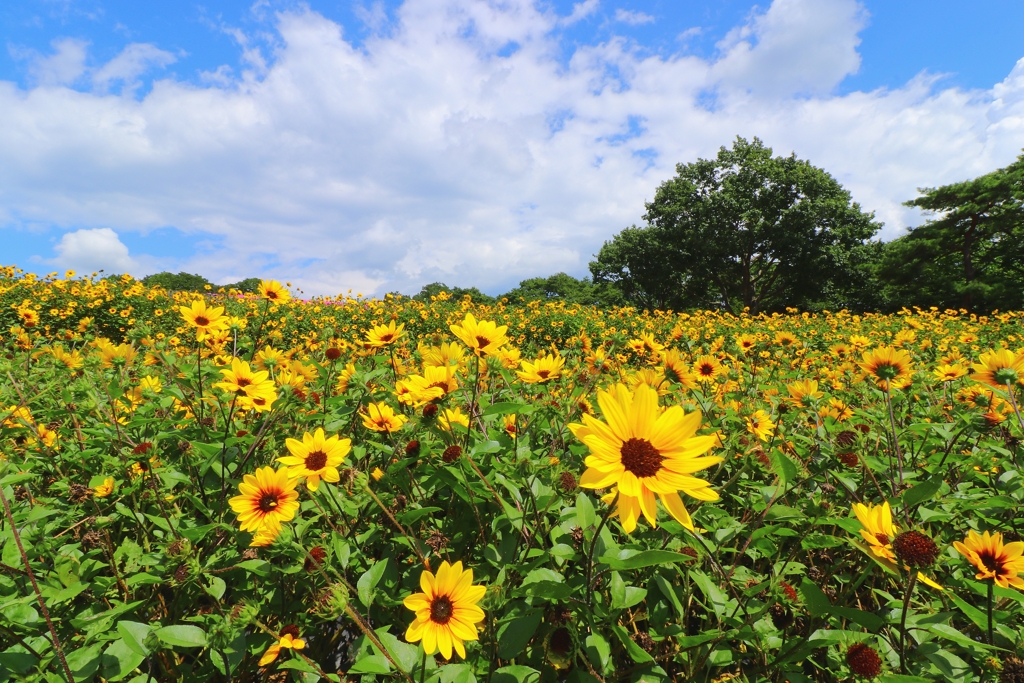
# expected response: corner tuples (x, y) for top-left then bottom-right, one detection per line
(987, 579), (995, 645)
(586, 492), (618, 607)
(899, 570), (917, 674)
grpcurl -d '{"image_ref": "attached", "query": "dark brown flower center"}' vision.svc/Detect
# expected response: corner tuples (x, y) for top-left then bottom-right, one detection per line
(875, 533), (890, 545)
(979, 551), (1001, 572)
(427, 381), (449, 392)
(258, 493), (279, 512)
(195, 316), (210, 326)
(305, 450), (328, 471)
(538, 370), (550, 379)
(430, 596), (454, 624)
(475, 335), (492, 348)
(237, 377), (252, 387)
(698, 364), (715, 376)
(620, 438), (663, 478)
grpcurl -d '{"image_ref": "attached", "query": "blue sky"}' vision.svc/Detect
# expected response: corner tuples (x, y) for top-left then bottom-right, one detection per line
(2, 0), (1024, 295)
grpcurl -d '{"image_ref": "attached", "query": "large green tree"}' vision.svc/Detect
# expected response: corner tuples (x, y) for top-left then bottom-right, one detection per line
(501, 273), (606, 306)
(882, 153), (1024, 311)
(590, 137), (882, 313)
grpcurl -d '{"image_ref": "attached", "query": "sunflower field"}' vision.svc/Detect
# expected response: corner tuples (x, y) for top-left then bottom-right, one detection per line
(3, 265), (1024, 683)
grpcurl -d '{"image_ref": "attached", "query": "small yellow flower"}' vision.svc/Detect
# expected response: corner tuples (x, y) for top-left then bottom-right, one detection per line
(93, 477), (115, 498)
(259, 631), (305, 666)
(371, 467), (385, 481)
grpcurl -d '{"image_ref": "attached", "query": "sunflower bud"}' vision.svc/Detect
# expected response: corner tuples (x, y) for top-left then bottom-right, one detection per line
(442, 445), (462, 463)
(312, 583), (350, 620)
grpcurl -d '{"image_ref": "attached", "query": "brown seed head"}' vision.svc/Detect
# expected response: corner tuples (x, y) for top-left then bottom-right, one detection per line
(559, 471), (578, 492)
(846, 642), (882, 678)
(892, 530), (940, 568)
(405, 440), (421, 457)
(442, 445), (462, 463)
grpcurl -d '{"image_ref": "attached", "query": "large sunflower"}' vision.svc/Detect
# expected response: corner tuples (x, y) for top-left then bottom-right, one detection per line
(568, 383), (721, 533)
(364, 321), (406, 348)
(360, 402), (408, 433)
(858, 347), (913, 389)
(277, 428), (351, 491)
(214, 358), (278, 410)
(229, 466), (300, 534)
(953, 530), (1024, 589)
(516, 353), (565, 384)
(970, 349), (1024, 388)
(449, 313), (509, 357)
(258, 280), (291, 303)
(178, 299), (228, 337)
(404, 560), (486, 659)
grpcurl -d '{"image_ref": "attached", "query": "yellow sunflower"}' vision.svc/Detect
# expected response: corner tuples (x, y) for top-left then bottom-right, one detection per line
(745, 410), (776, 442)
(365, 320), (406, 348)
(228, 467), (300, 534)
(661, 349), (697, 389)
(403, 560), (486, 659)
(857, 347), (913, 389)
(178, 299), (228, 336)
(692, 355), (726, 384)
(568, 383), (721, 533)
(360, 402), (408, 433)
(449, 313), (509, 357)
(953, 530), (1024, 589)
(516, 352), (565, 384)
(277, 428), (351, 491)
(785, 379), (823, 407)
(852, 501), (897, 563)
(258, 280), (291, 303)
(734, 333), (758, 354)
(970, 349), (1024, 388)
(933, 363), (968, 383)
(259, 630), (305, 666)
(213, 358), (278, 410)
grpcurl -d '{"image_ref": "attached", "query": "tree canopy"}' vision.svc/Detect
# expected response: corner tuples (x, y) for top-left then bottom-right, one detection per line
(590, 137), (882, 314)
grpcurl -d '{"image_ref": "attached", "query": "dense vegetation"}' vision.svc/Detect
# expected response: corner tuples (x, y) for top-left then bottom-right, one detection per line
(2, 268), (1024, 682)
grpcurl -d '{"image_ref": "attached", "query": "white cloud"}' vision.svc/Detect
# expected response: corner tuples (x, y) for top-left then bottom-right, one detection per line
(615, 9), (655, 25)
(10, 37), (89, 86)
(1, 0), (1023, 296)
(561, 0), (600, 26)
(92, 43), (177, 92)
(51, 228), (138, 273)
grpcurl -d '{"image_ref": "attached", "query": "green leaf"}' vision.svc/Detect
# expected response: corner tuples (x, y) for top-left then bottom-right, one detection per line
(948, 592), (990, 633)
(600, 550), (693, 570)
(652, 575), (685, 619)
(117, 621), (152, 656)
(902, 477), (943, 508)
(497, 611), (542, 659)
(491, 665), (541, 683)
(101, 639), (147, 682)
(65, 643), (104, 682)
(770, 449), (798, 485)
(576, 493), (595, 530)
(830, 606), (883, 632)
(798, 579), (832, 617)
(689, 569), (729, 617)
(347, 653), (391, 674)
(0, 652), (37, 675)
(610, 624), (654, 664)
(483, 403), (536, 416)
(585, 633), (611, 674)
(374, 629), (421, 674)
(358, 559), (389, 608)
(204, 576), (226, 601)
(236, 559), (270, 576)
(927, 623), (1003, 651)
(397, 507), (442, 525)
(610, 572), (647, 610)
(155, 625), (208, 648)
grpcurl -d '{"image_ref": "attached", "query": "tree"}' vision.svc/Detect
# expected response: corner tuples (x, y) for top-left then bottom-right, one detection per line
(893, 153), (1024, 311)
(590, 137), (882, 313)
(501, 273), (602, 306)
(412, 282), (496, 305)
(142, 272), (212, 292)
(223, 277), (261, 293)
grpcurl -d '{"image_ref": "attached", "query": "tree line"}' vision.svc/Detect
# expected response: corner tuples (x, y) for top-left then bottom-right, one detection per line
(148, 137), (1024, 313)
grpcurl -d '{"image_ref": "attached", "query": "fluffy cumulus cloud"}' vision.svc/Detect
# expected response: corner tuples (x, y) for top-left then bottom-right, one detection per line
(2, 0), (1024, 296)
(51, 228), (138, 274)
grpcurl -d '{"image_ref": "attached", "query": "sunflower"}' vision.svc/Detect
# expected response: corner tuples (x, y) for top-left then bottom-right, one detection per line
(933, 363), (968, 383)
(439, 407), (470, 432)
(970, 349), (1024, 388)
(229, 466), (300, 535)
(403, 560), (486, 659)
(857, 347), (913, 389)
(365, 321), (406, 348)
(494, 346), (522, 370)
(734, 334), (758, 354)
(625, 368), (671, 397)
(852, 501), (897, 562)
(277, 428), (351, 491)
(420, 342), (467, 370)
(692, 355), (726, 384)
(953, 530), (1024, 589)
(661, 349), (697, 389)
(627, 333), (664, 358)
(259, 630), (305, 666)
(568, 383), (721, 533)
(517, 353), (565, 384)
(785, 379), (823, 407)
(745, 410), (776, 442)
(774, 331), (798, 348)
(178, 299), (228, 337)
(213, 358), (278, 409)
(258, 280), (291, 303)
(93, 477), (115, 498)
(18, 308), (39, 328)
(254, 346), (288, 371)
(449, 313), (509, 357)
(361, 402), (408, 433)
(398, 366), (459, 406)
(49, 346), (84, 370)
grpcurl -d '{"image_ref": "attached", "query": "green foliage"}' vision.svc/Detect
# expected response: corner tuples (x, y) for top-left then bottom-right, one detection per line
(141, 272), (213, 292)
(590, 137), (882, 313)
(222, 277), (261, 293)
(413, 282), (496, 305)
(500, 273), (607, 306)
